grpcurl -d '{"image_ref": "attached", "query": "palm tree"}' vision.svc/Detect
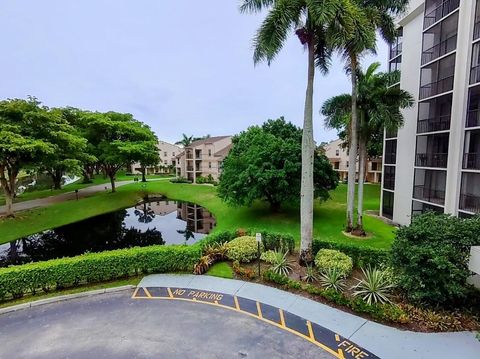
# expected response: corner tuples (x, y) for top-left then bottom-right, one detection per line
(322, 63), (414, 234)
(240, 0), (366, 264)
(339, 0), (409, 232)
(175, 134), (194, 147)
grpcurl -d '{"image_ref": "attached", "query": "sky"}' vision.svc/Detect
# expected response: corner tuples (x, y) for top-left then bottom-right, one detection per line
(0, 0), (388, 144)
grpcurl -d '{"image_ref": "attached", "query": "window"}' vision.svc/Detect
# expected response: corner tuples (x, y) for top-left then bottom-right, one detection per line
(382, 191), (394, 219)
(334, 162), (340, 169)
(467, 85), (480, 127)
(421, 12), (458, 65)
(164, 152), (167, 157)
(413, 169), (447, 205)
(384, 140), (397, 164)
(208, 149), (212, 157)
(371, 162), (378, 171)
(419, 54), (455, 99)
(383, 165), (395, 190)
(412, 200), (443, 216)
(209, 162), (212, 169)
(417, 93), (452, 133)
(335, 149), (339, 156)
(346, 161), (349, 167)
(172, 152), (175, 156)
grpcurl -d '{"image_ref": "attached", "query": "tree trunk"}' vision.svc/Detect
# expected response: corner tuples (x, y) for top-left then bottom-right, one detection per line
(0, 164), (18, 218)
(51, 169), (63, 190)
(110, 175), (116, 193)
(356, 136), (367, 236)
(4, 192), (14, 217)
(141, 166), (147, 182)
(299, 40), (315, 265)
(346, 54), (359, 233)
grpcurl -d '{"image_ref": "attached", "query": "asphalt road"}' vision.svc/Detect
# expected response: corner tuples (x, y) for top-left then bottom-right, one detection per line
(0, 290), (334, 359)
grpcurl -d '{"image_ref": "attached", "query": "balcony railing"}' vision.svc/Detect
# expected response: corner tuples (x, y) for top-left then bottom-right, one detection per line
(470, 65), (480, 85)
(384, 153), (396, 164)
(390, 43), (402, 59)
(463, 153), (480, 170)
(415, 153), (448, 168)
(417, 114), (451, 133)
(186, 153), (194, 159)
(413, 185), (446, 205)
(383, 176), (395, 190)
(423, 0), (460, 29)
(419, 75), (454, 99)
(474, 21), (480, 40)
(466, 109), (480, 128)
(421, 34), (457, 65)
(459, 194), (480, 213)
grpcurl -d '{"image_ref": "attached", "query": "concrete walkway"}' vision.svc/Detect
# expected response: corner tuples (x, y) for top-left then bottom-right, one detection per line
(0, 179), (166, 215)
(138, 274), (480, 359)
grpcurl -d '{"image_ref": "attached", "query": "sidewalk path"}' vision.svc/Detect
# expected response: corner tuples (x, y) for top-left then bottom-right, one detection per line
(138, 274), (480, 359)
(0, 179), (165, 215)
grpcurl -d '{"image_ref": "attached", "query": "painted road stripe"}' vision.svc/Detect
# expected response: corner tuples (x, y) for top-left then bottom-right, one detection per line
(132, 287), (379, 359)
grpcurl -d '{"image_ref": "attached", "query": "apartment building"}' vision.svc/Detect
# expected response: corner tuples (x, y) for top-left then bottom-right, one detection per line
(131, 140), (181, 175)
(324, 139), (382, 183)
(176, 136), (232, 182)
(381, 0), (480, 224)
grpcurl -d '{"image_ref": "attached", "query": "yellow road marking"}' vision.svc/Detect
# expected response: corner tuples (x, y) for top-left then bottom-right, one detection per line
(279, 309), (286, 328)
(335, 334), (340, 342)
(256, 302), (263, 319)
(306, 320), (315, 341)
(131, 287), (139, 299)
(134, 289), (343, 359)
(167, 287), (173, 298)
(143, 288), (152, 298)
(234, 296), (240, 310)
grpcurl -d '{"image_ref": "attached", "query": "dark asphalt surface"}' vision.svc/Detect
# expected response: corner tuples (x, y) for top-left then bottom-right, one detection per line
(0, 290), (334, 359)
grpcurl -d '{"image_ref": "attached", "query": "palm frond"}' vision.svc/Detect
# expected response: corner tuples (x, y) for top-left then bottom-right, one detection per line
(239, 0), (275, 14)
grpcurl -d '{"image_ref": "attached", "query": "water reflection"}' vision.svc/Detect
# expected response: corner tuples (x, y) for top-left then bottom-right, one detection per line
(0, 198), (215, 267)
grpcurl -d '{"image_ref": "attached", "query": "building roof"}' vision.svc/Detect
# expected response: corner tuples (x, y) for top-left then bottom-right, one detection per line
(188, 136), (231, 147)
(214, 143), (232, 158)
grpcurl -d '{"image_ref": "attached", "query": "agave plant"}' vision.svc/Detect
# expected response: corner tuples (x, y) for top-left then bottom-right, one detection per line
(302, 264), (318, 283)
(319, 268), (346, 292)
(270, 249), (292, 276)
(352, 267), (395, 305)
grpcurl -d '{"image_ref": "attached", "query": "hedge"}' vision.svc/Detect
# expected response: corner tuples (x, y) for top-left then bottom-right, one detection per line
(312, 239), (389, 267)
(0, 245), (201, 300)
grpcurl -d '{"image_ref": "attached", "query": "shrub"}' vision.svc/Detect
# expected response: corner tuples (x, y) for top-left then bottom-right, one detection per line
(193, 255), (214, 275)
(232, 260), (256, 279)
(269, 250), (292, 276)
(391, 212), (480, 306)
(312, 239), (389, 267)
(260, 232), (295, 253)
(0, 245), (201, 301)
(199, 231), (236, 248)
(352, 267), (394, 305)
(314, 249), (353, 277)
(302, 265), (318, 283)
(260, 250), (276, 264)
(319, 268), (346, 292)
(169, 176), (191, 183)
(226, 236), (262, 263)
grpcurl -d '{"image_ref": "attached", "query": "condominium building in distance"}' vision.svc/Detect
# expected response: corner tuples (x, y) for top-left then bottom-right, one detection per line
(381, 0), (480, 224)
(131, 140), (181, 175)
(176, 136), (232, 182)
(324, 139), (382, 183)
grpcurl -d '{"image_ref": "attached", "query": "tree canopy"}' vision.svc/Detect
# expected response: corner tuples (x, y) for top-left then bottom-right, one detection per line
(217, 117), (338, 211)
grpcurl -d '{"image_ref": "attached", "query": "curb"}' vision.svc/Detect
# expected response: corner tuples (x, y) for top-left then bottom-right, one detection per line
(0, 285), (135, 315)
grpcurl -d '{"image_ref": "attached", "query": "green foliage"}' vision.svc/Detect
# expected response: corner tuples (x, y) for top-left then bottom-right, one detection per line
(312, 239), (389, 267)
(226, 236), (261, 263)
(170, 176), (191, 184)
(314, 249), (353, 277)
(196, 175), (217, 185)
(269, 249), (292, 276)
(259, 231), (295, 253)
(218, 118), (338, 211)
(260, 250), (276, 264)
(391, 212), (480, 306)
(302, 265), (319, 283)
(0, 245), (200, 301)
(352, 267), (394, 305)
(319, 268), (346, 292)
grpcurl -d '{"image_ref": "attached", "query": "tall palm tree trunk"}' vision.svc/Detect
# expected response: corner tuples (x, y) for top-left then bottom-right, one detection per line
(299, 40), (315, 265)
(346, 54), (359, 232)
(356, 135), (367, 235)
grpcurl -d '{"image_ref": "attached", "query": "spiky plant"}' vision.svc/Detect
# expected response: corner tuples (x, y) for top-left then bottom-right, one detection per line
(319, 268), (346, 292)
(193, 255), (213, 275)
(302, 264), (319, 283)
(270, 249), (292, 276)
(352, 267), (395, 304)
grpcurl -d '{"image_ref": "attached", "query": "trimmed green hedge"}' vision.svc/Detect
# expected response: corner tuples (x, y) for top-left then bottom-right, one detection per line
(312, 239), (389, 267)
(0, 245), (201, 300)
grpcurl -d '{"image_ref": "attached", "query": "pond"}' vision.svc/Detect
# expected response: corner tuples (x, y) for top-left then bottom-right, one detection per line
(0, 197), (215, 267)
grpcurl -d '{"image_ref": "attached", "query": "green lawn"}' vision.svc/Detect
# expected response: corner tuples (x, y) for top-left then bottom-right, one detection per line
(0, 181), (395, 249)
(0, 171), (171, 206)
(206, 262), (234, 279)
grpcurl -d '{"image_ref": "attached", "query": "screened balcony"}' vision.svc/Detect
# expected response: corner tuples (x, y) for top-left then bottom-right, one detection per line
(417, 93), (452, 133)
(419, 54), (455, 99)
(423, 0), (460, 29)
(466, 85), (480, 128)
(421, 12), (458, 65)
(413, 169), (447, 205)
(463, 130), (480, 170)
(412, 200), (444, 216)
(415, 133), (449, 168)
(383, 165), (395, 190)
(459, 173), (480, 213)
(384, 139), (397, 164)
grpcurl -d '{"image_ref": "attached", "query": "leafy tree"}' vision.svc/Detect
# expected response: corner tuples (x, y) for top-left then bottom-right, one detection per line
(0, 97), (76, 217)
(322, 64), (413, 234)
(391, 212), (480, 306)
(339, 0), (408, 232)
(240, 0), (365, 264)
(218, 118), (338, 212)
(79, 111), (158, 192)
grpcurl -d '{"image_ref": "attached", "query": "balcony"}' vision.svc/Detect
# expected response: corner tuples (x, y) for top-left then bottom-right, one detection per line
(470, 65), (480, 85)
(475, 21), (480, 40)
(413, 185), (446, 205)
(415, 153), (448, 168)
(459, 194), (480, 213)
(390, 43), (402, 59)
(423, 0), (460, 29)
(421, 34), (457, 65)
(417, 114), (451, 133)
(419, 75), (454, 99)
(463, 153), (480, 170)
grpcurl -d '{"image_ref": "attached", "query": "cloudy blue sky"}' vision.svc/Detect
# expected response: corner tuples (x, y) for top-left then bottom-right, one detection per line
(0, 0), (388, 144)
